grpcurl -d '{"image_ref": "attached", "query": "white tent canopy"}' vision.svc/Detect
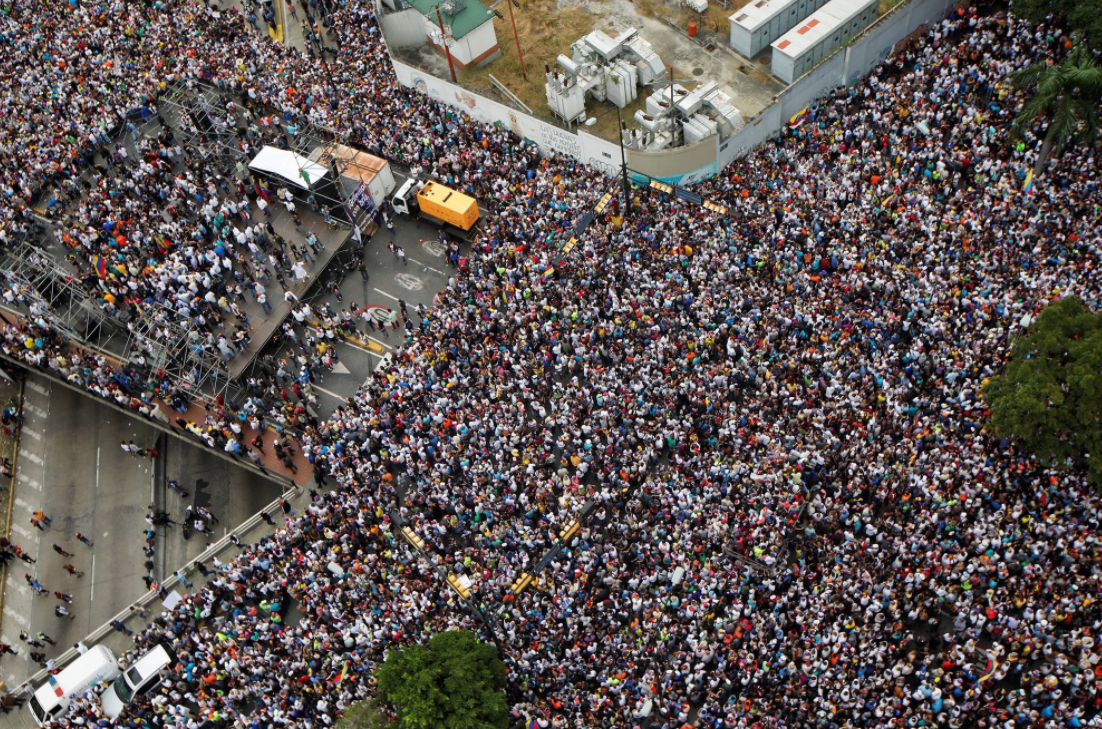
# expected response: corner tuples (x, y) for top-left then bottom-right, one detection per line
(247, 146), (329, 190)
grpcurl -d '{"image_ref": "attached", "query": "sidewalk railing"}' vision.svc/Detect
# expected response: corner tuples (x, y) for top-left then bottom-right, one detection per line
(9, 487), (298, 698)
(0, 350), (303, 491)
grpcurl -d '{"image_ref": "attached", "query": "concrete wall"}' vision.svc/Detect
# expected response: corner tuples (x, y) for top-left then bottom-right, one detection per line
(721, 0), (963, 165)
(842, 0), (960, 84)
(627, 136), (719, 186)
(387, 0), (962, 182)
(378, 8), (425, 48)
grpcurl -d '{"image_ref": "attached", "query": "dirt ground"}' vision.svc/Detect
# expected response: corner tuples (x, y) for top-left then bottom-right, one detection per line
(397, 0), (784, 140)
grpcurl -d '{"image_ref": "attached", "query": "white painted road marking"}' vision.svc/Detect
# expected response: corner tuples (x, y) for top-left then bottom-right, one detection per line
(312, 385), (346, 401)
(5, 580), (30, 598)
(3, 606), (27, 625)
(22, 452), (42, 465)
(16, 473), (41, 490)
(10, 523), (33, 540)
(20, 428), (41, 441)
(25, 404), (47, 419)
(373, 288), (400, 301)
(393, 273), (424, 291)
(407, 256), (446, 275)
(421, 241), (446, 257)
(25, 379), (48, 395)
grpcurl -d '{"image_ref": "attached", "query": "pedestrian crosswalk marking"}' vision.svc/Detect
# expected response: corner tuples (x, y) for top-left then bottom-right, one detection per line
(26, 379), (48, 395)
(22, 452), (42, 465)
(10, 523), (33, 540)
(16, 473), (41, 490)
(21, 427), (41, 440)
(25, 404), (47, 418)
(2, 606), (27, 625)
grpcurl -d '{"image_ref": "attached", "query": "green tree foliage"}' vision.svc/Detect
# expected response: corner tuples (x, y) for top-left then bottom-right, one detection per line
(1013, 0), (1102, 52)
(983, 297), (1102, 485)
(375, 630), (508, 729)
(336, 699), (389, 729)
(1007, 34), (1102, 175)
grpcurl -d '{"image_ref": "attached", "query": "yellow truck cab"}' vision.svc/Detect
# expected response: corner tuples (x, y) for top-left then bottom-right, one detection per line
(391, 179), (480, 240)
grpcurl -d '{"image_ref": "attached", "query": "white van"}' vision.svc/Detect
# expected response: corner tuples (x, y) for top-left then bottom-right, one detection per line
(29, 645), (120, 726)
(100, 644), (177, 720)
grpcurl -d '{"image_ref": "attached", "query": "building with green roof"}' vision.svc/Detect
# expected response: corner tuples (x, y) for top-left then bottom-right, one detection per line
(380, 0), (501, 69)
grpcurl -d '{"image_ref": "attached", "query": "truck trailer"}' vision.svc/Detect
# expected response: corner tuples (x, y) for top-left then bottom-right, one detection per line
(391, 179), (480, 240)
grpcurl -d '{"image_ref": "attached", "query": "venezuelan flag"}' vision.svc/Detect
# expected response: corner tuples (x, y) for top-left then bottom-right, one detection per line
(540, 267), (554, 282)
(92, 255), (109, 279)
(788, 106), (809, 128)
(1022, 168), (1035, 195)
(255, 178), (272, 200)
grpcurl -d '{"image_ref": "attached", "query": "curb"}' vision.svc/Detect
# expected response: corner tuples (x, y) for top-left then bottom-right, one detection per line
(0, 375), (26, 635)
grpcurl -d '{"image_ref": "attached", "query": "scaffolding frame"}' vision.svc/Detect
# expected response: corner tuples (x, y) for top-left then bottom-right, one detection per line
(0, 238), (125, 350)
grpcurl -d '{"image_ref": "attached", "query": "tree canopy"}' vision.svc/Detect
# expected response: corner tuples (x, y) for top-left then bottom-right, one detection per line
(1007, 34), (1102, 175)
(375, 630), (509, 729)
(983, 296), (1102, 485)
(1012, 0), (1102, 52)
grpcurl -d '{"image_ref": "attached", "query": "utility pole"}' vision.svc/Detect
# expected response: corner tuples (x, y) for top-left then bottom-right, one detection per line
(436, 5), (459, 83)
(505, 0), (527, 80)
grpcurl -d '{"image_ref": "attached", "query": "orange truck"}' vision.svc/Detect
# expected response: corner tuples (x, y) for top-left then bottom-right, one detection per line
(391, 179), (480, 241)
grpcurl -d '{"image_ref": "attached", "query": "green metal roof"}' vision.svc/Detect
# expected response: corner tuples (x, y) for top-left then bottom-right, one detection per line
(406, 0), (494, 41)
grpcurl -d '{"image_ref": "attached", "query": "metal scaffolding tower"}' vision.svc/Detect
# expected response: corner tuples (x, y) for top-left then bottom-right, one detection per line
(0, 238), (125, 349)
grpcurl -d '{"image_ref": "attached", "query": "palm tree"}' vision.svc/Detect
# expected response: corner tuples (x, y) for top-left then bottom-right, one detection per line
(1007, 34), (1102, 176)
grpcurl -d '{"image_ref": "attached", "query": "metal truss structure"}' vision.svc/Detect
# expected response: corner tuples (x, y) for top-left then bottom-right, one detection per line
(0, 237), (124, 350)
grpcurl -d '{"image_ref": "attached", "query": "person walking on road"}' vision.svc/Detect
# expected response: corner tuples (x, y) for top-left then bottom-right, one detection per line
(110, 620), (134, 637)
(29, 517), (45, 531)
(62, 564), (84, 577)
(18, 631), (42, 648)
(0, 643), (16, 657)
(32, 510), (50, 526)
(54, 591), (73, 604)
(54, 606), (73, 620)
(35, 632), (56, 646)
(23, 575), (46, 596)
(74, 532), (93, 547)
(52, 543), (73, 558)
(175, 568), (193, 589)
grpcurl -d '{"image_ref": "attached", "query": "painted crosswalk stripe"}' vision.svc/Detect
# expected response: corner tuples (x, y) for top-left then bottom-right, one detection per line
(20, 428), (42, 441)
(5, 579), (30, 598)
(22, 452), (43, 465)
(16, 473), (42, 490)
(3, 606), (27, 625)
(25, 379), (48, 395)
(10, 523), (34, 540)
(25, 404), (47, 418)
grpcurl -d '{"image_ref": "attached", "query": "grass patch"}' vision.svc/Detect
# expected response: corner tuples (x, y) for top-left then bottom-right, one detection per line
(459, 0), (595, 115)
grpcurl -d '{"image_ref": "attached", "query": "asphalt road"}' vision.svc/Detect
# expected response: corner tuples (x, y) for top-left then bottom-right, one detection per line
(0, 373), (284, 691)
(275, 183), (460, 419)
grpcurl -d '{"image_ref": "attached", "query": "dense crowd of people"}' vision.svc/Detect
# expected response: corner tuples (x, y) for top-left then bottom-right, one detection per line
(2, 0), (1102, 728)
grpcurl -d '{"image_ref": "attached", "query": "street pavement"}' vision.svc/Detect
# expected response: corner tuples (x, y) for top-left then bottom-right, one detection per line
(0, 374), (284, 691)
(157, 429), (287, 586)
(276, 179), (460, 419)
